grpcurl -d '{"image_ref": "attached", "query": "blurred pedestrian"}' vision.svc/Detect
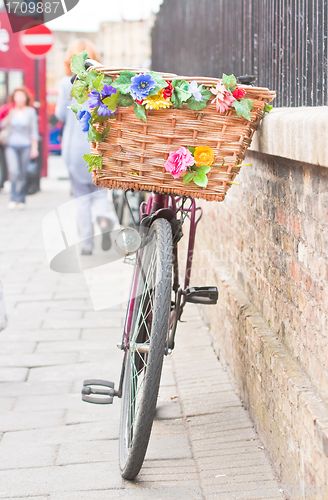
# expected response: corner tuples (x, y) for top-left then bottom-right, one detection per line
(1, 87), (38, 209)
(55, 38), (119, 256)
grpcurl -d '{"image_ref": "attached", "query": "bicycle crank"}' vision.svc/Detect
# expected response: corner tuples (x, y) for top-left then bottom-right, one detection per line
(81, 379), (119, 404)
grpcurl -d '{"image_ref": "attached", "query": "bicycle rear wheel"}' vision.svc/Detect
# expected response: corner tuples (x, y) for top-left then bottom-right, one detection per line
(119, 218), (172, 480)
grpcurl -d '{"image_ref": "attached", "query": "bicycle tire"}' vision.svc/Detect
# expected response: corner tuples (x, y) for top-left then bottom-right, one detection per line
(119, 218), (172, 480)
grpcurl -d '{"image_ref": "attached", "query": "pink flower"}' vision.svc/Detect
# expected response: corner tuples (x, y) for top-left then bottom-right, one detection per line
(210, 80), (235, 113)
(164, 147), (195, 179)
(232, 87), (246, 99)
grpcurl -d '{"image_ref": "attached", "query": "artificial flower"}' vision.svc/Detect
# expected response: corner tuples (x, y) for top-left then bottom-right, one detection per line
(101, 84), (117, 99)
(143, 90), (173, 110)
(87, 84), (117, 117)
(232, 87), (246, 99)
(188, 81), (203, 101)
(130, 73), (157, 100)
(97, 103), (114, 117)
(164, 147), (195, 179)
(194, 146), (214, 167)
(162, 81), (173, 99)
(210, 80), (235, 113)
(77, 109), (91, 132)
(87, 90), (101, 109)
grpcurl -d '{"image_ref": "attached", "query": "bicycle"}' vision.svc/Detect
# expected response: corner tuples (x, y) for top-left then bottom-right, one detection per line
(81, 192), (218, 480)
(71, 59), (271, 480)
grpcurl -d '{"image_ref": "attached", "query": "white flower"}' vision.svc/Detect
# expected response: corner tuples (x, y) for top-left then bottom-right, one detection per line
(188, 81), (203, 102)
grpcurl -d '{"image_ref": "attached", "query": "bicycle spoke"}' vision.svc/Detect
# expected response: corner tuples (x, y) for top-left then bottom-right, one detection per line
(125, 240), (158, 445)
(119, 218), (172, 479)
(131, 250), (156, 343)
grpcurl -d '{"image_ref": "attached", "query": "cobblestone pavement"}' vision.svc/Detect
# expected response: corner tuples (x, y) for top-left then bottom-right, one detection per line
(0, 168), (285, 500)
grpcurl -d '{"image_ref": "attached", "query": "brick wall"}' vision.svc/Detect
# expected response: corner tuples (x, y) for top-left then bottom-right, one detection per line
(187, 151), (328, 497)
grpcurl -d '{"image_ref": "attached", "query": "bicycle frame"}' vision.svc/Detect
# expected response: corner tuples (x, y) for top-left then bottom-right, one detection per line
(116, 192), (202, 398)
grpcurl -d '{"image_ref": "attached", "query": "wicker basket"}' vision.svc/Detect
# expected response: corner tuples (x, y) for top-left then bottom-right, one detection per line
(90, 67), (276, 202)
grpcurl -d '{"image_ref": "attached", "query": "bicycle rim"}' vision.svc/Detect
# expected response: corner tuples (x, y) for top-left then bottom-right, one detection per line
(119, 218), (172, 479)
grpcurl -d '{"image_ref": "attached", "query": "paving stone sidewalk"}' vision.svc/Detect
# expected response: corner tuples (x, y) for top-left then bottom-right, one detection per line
(0, 172), (284, 500)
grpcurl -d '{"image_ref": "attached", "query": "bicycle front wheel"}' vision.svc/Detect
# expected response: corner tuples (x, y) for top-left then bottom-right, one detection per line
(119, 218), (172, 480)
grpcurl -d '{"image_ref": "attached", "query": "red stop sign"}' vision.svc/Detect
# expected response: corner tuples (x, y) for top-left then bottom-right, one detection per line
(19, 24), (54, 59)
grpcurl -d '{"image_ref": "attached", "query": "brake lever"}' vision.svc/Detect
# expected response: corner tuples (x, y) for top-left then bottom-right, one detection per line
(70, 73), (78, 85)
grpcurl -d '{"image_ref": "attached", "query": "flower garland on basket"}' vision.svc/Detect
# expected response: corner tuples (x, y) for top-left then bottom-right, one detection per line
(69, 51), (273, 182)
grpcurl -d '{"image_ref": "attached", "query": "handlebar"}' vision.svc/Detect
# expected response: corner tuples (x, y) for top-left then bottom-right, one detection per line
(70, 58), (102, 85)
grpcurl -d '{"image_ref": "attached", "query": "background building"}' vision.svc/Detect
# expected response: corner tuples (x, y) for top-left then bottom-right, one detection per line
(46, 16), (154, 89)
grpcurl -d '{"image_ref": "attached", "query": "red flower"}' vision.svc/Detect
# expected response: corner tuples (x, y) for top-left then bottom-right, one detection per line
(162, 81), (173, 100)
(232, 87), (246, 99)
(136, 99), (144, 105)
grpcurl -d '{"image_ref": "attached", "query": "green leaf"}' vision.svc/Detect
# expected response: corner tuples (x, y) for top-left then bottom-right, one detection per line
(183, 172), (195, 184)
(170, 91), (182, 108)
(193, 172), (208, 187)
(112, 71), (135, 94)
(86, 70), (104, 92)
(196, 165), (211, 175)
(101, 124), (110, 140)
(172, 80), (192, 103)
(91, 107), (112, 123)
(70, 103), (84, 115)
(117, 93), (134, 107)
(103, 76), (113, 86)
(264, 103), (273, 113)
(87, 125), (103, 143)
(148, 72), (168, 93)
(102, 93), (118, 112)
(83, 153), (102, 172)
(186, 97), (208, 110)
(201, 88), (212, 101)
(93, 115), (110, 123)
(71, 80), (89, 104)
(149, 71), (168, 87)
(242, 98), (254, 111)
(231, 99), (253, 121)
(186, 87), (212, 110)
(176, 87), (192, 102)
(147, 84), (163, 97)
(222, 74), (237, 92)
(133, 102), (147, 122)
(187, 146), (195, 154)
(70, 50), (88, 78)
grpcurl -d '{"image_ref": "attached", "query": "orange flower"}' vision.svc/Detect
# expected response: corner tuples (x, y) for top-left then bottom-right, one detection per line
(194, 146), (214, 167)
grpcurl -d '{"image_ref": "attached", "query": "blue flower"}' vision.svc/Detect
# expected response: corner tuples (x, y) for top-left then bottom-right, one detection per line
(97, 103), (113, 117)
(130, 73), (157, 100)
(87, 85), (118, 117)
(101, 84), (117, 99)
(77, 109), (91, 132)
(87, 91), (101, 109)
(188, 81), (203, 102)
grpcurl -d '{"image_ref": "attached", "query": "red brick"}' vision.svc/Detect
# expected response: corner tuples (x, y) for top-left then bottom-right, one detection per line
(290, 260), (300, 284)
(290, 215), (300, 236)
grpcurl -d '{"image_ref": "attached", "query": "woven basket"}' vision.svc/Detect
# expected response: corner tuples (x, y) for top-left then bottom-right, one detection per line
(90, 67), (276, 202)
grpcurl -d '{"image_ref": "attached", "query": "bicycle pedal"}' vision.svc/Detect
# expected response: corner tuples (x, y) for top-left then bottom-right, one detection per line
(184, 286), (218, 305)
(82, 379), (115, 404)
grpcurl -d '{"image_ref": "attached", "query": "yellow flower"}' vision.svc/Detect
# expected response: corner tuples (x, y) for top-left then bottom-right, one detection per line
(143, 90), (173, 110)
(194, 146), (215, 167)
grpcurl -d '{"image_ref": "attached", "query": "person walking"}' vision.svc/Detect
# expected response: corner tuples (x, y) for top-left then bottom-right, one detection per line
(3, 87), (38, 209)
(55, 38), (119, 256)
